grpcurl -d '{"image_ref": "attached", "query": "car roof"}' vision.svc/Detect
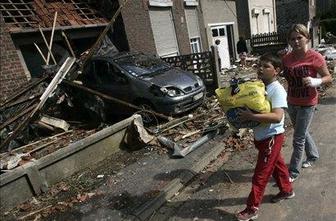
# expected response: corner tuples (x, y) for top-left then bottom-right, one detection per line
(92, 52), (147, 61)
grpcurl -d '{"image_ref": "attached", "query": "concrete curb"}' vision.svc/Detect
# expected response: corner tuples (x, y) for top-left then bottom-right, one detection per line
(130, 137), (227, 221)
(0, 115), (139, 211)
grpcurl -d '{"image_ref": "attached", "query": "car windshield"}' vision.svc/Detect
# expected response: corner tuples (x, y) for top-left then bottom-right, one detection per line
(115, 54), (170, 77)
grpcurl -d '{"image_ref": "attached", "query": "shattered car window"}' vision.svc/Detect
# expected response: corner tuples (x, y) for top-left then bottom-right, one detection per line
(115, 55), (170, 77)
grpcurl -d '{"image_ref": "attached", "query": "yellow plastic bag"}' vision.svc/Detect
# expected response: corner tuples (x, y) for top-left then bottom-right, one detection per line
(215, 80), (271, 113)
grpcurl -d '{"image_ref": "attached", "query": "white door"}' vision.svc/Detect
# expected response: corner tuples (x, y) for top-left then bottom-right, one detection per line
(261, 14), (270, 33)
(211, 26), (230, 69)
(149, 8), (179, 57)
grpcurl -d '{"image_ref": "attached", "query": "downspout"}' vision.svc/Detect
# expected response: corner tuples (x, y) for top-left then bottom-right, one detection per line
(247, 0), (252, 38)
(272, 0), (277, 32)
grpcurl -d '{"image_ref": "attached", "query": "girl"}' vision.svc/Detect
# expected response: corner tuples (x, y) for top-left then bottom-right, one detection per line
(282, 24), (332, 182)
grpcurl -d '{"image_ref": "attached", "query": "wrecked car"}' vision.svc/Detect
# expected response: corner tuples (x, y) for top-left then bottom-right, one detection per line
(81, 52), (206, 122)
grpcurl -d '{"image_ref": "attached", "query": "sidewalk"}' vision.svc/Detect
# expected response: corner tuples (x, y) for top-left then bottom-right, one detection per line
(157, 85), (336, 221)
(44, 131), (230, 221)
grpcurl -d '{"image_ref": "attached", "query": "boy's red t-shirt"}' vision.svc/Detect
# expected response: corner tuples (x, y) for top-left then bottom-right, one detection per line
(282, 49), (325, 106)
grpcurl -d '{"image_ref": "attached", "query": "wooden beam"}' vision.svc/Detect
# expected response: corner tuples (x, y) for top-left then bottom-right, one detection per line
(1, 76), (48, 107)
(81, 0), (130, 69)
(0, 103), (37, 131)
(63, 80), (172, 121)
(38, 25), (57, 65)
(34, 43), (47, 64)
(62, 31), (75, 57)
(46, 11), (58, 65)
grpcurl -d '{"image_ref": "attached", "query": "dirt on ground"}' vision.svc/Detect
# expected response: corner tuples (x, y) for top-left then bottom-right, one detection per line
(1, 147), (150, 221)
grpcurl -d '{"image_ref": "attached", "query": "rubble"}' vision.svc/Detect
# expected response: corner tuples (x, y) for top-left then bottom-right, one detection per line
(0, 0), (131, 157)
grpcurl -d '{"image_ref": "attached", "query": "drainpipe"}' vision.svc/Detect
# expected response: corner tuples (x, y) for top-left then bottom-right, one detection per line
(272, 0), (277, 32)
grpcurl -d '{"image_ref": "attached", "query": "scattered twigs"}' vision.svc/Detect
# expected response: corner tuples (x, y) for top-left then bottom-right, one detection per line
(181, 130), (201, 139)
(223, 170), (234, 184)
(158, 116), (192, 134)
(17, 205), (52, 220)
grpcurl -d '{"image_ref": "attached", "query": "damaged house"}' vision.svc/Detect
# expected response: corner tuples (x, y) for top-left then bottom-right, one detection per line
(0, 0), (111, 101)
(1, 0), (212, 101)
(0, 0), (214, 149)
(0, 1), (228, 212)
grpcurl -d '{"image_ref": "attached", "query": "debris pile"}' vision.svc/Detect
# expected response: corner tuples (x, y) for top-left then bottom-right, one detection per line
(151, 96), (228, 157)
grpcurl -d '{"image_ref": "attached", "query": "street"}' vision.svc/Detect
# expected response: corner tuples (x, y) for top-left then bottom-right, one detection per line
(152, 85), (336, 221)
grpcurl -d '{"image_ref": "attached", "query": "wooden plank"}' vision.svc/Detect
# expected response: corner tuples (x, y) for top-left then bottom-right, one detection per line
(82, 0), (130, 69)
(0, 94), (40, 111)
(46, 11), (58, 65)
(0, 103), (37, 131)
(34, 42), (47, 63)
(1, 76), (48, 107)
(10, 130), (73, 154)
(63, 80), (172, 121)
(38, 25), (57, 65)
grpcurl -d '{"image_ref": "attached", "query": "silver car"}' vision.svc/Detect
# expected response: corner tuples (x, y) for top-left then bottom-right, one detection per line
(82, 52), (206, 121)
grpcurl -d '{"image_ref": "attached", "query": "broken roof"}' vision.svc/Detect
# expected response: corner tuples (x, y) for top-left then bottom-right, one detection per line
(0, 0), (109, 33)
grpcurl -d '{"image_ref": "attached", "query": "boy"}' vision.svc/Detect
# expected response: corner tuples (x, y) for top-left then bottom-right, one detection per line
(236, 53), (294, 221)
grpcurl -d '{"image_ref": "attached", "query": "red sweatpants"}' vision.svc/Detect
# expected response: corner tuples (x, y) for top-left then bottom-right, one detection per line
(247, 133), (292, 209)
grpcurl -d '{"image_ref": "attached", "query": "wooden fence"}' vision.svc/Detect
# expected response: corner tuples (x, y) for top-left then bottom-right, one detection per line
(162, 50), (219, 90)
(251, 32), (287, 54)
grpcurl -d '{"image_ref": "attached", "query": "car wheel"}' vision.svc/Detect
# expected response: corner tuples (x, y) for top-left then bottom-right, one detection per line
(137, 103), (157, 125)
(84, 95), (106, 128)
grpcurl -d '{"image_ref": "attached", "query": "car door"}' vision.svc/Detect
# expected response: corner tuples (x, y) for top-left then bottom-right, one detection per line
(92, 59), (133, 114)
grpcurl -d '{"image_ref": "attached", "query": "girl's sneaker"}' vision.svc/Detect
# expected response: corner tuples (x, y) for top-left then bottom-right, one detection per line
(302, 160), (313, 168)
(236, 207), (259, 221)
(289, 176), (297, 183)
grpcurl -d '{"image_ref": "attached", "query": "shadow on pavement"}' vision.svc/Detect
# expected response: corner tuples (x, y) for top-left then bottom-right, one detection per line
(319, 96), (336, 105)
(159, 195), (275, 221)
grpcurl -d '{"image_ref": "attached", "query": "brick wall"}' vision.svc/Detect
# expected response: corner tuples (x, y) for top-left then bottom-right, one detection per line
(0, 16), (28, 102)
(119, 0), (157, 54)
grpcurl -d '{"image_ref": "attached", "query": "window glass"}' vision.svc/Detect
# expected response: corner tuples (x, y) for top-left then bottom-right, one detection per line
(190, 37), (201, 53)
(110, 65), (127, 84)
(83, 62), (95, 82)
(94, 60), (114, 83)
(212, 29), (218, 37)
(219, 28), (225, 36)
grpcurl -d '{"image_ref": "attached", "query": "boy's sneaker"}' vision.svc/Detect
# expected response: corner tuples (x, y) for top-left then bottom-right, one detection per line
(271, 191), (295, 203)
(302, 160), (314, 168)
(289, 176), (297, 183)
(236, 207), (259, 221)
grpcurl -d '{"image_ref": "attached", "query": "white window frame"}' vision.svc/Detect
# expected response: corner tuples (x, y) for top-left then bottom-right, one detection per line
(190, 37), (201, 53)
(149, 0), (173, 7)
(184, 0), (198, 6)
